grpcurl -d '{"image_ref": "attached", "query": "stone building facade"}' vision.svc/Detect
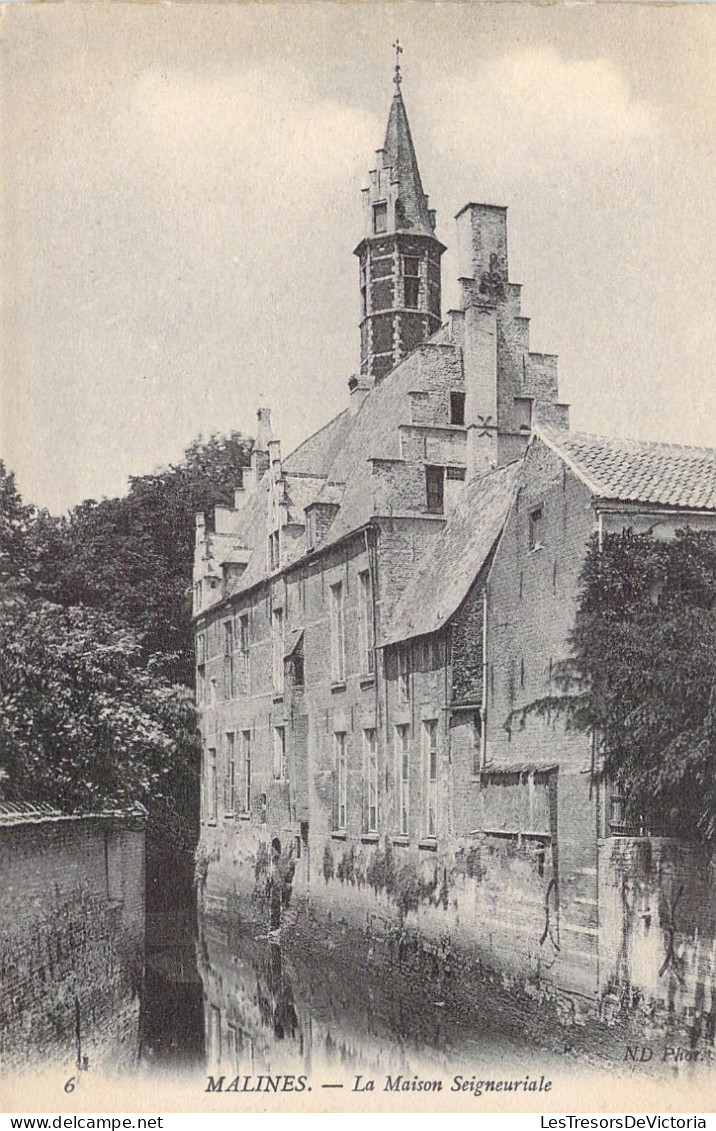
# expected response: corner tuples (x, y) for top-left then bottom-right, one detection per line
(193, 72), (716, 1043)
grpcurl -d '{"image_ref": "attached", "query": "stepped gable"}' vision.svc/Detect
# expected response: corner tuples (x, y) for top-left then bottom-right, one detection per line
(383, 460), (521, 646)
(538, 427), (716, 511)
(319, 335), (461, 548)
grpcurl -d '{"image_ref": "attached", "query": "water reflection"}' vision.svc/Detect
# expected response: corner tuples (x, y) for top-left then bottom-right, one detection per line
(196, 903), (570, 1083)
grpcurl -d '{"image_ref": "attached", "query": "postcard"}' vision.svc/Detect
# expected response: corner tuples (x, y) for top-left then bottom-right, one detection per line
(0, 0), (714, 1117)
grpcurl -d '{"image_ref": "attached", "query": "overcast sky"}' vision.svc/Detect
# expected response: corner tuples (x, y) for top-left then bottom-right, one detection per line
(2, 2), (715, 513)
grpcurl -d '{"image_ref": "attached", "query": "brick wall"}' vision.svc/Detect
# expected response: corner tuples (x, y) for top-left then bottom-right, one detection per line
(0, 816), (145, 1072)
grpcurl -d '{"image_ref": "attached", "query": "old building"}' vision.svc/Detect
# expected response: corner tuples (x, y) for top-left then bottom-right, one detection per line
(193, 66), (716, 1041)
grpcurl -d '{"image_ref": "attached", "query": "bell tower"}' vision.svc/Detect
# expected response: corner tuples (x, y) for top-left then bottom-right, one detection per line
(354, 47), (445, 383)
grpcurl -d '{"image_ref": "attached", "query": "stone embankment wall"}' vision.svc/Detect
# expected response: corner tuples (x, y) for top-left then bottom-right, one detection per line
(599, 838), (715, 1043)
(200, 825), (715, 1053)
(0, 815), (145, 1073)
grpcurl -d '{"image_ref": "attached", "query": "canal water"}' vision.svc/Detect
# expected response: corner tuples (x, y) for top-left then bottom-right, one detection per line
(141, 894), (577, 1085)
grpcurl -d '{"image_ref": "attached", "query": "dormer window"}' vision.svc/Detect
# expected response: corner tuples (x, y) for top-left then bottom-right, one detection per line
(373, 202), (387, 234)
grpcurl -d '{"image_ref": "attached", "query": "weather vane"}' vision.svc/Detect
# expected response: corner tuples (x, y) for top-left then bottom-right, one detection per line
(393, 39), (403, 86)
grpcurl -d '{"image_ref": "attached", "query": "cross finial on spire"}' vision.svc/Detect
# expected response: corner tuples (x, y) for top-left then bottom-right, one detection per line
(393, 39), (403, 86)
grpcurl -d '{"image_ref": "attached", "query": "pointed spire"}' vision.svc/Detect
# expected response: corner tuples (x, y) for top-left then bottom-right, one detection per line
(354, 51), (444, 382)
(380, 53), (434, 238)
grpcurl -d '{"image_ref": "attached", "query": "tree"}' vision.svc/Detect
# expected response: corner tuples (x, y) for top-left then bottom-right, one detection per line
(0, 595), (200, 836)
(37, 432), (252, 684)
(0, 461), (36, 590)
(0, 433), (252, 849)
(519, 529), (716, 842)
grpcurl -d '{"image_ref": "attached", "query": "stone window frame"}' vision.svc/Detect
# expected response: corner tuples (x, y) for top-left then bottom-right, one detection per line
(271, 606), (284, 695)
(334, 731), (348, 831)
(450, 391), (466, 426)
(529, 506), (543, 552)
(241, 729), (252, 814)
(238, 613), (250, 692)
(330, 581), (346, 684)
(395, 724), (410, 837)
(358, 569), (375, 676)
(272, 724), (287, 782)
(224, 731), (236, 816)
(363, 727), (378, 834)
(207, 746), (218, 824)
(425, 464), (444, 514)
(223, 619), (235, 701)
(422, 718), (439, 839)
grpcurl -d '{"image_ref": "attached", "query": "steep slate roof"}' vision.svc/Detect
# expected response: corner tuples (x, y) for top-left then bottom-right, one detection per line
(226, 331), (460, 600)
(382, 86), (434, 237)
(282, 409), (352, 476)
(383, 460), (521, 646)
(538, 427), (716, 511)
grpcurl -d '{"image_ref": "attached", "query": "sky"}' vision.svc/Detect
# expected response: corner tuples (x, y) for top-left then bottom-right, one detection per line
(2, 1), (715, 514)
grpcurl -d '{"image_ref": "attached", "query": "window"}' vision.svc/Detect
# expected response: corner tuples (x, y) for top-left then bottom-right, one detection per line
(330, 582), (345, 683)
(273, 726), (286, 781)
(305, 509), (316, 551)
(223, 620), (235, 700)
(425, 465), (444, 514)
(395, 725), (410, 836)
(207, 747), (218, 822)
(363, 728), (378, 833)
(373, 202), (387, 234)
(529, 507), (543, 551)
(444, 466), (466, 513)
(450, 391), (466, 426)
(471, 711), (484, 776)
(423, 720), (438, 838)
(225, 733), (235, 814)
(358, 570), (375, 675)
(268, 530), (281, 572)
(398, 644), (411, 704)
(334, 732), (347, 830)
(239, 614), (250, 691)
(241, 730), (252, 813)
(209, 1006), (221, 1068)
(196, 661), (206, 706)
(194, 581), (202, 613)
(403, 256), (420, 308)
(196, 632), (206, 664)
(293, 649), (305, 688)
(226, 1024), (239, 1072)
(272, 607), (284, 694)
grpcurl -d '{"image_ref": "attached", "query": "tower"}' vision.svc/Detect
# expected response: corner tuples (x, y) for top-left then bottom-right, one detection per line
(354, 49), (445, 383)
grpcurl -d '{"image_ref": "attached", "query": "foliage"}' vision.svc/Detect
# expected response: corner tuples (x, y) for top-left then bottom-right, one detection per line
(0, 434), (251, 848)
(519, 529), (716, 842)
(34, 432), (253, 685)
(0, 595), (200, 834)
